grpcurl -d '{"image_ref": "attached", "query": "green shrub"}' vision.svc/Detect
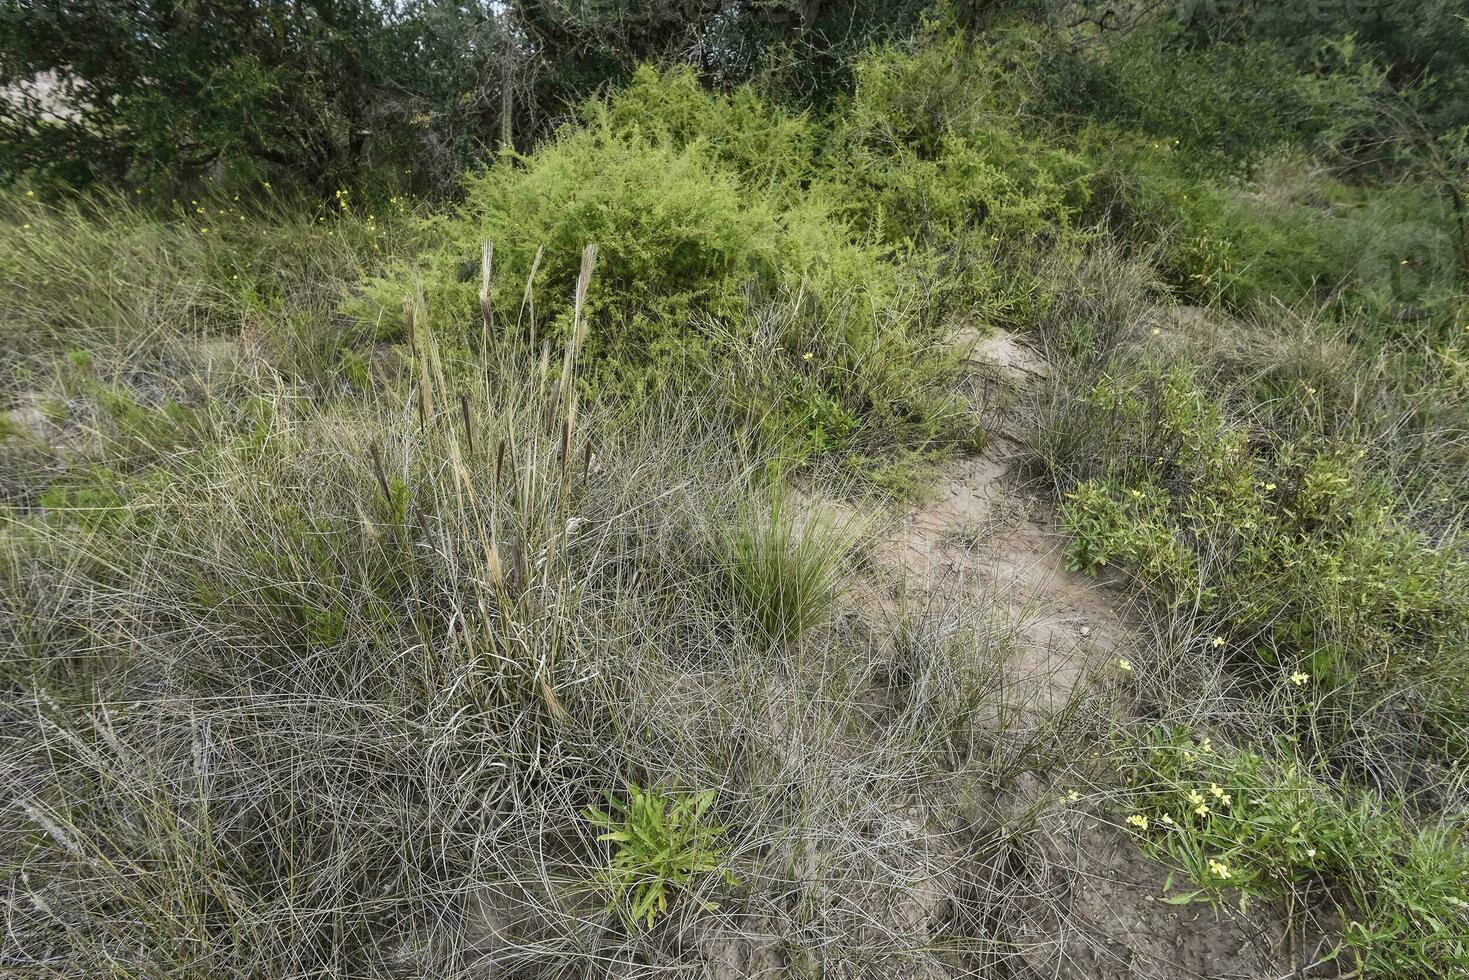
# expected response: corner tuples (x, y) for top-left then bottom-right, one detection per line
(1121, 728), (1469, 979)
(1061, 365), (1469, 687)
(828, 32), (1093, 251)
(601, 65), (818, 192)
(357, 106), (868, 386)
(1084, 134), (1465, 333)
(1045, 24), (1327, 177)
(356, 73), (971, 472)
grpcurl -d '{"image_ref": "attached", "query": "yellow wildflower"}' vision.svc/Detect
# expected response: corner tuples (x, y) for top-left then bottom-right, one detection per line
(1291, 671), (1310, 686)
(1127, 814), (1150, 831)
(1117, 658), (1133, 672)
(1207, 858), (1232, 879)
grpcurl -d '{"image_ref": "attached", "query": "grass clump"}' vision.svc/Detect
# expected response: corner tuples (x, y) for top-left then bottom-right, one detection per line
(723, 481), (858, 646)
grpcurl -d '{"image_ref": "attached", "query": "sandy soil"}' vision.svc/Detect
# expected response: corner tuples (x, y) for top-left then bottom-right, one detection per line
(865, 328), (1311, 980)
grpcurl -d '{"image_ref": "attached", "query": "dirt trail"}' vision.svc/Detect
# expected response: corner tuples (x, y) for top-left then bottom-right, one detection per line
(870, 329), (1301, 980)
(875, 330), (1130, 709)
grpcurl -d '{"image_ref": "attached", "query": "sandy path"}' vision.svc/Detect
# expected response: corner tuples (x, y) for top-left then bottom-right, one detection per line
(869, 329), (1301, 980)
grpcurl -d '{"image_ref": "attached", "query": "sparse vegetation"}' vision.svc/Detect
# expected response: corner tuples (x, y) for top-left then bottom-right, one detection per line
(4, 2), (1468, 977)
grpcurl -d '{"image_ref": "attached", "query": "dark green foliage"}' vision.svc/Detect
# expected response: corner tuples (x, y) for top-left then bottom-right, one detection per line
(0, 1), (449, 190)
(0, 0), (930, 193)
(1176, 0), (1469, 137)
(1044, 24), (1318, 177)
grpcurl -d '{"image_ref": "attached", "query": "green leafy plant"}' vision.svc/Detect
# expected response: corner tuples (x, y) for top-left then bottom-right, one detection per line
(584, 786), (733, 930)
(1120, 728), (1469, 979)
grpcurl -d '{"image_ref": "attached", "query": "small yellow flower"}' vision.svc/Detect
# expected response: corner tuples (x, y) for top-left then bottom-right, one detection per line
(1290, 671), (1311, 686)
(1117, 658), (1133, 672)
(1161, 813), (1175, 825)
(200, 227), (209, 234)
(1064, 790), (1081, 803)
(1127, 814), (1150, 831)
(1210, 783), (1225, 798)
(1195, 802), (1210, 816)
(1211, 636), (1225, 648)
(1207, 858), (1231, 879)
(802, 351), (814, 362)
(1151, 327), (1161, 336)
(1305, 385), (1317, 395)
(1187, 790), (1205, 806)
(1264, 482), (1276, 491)
(25, 189), (34, 197)
(1306, 848), (1317, 858)
(1200, 737), (1213, 754)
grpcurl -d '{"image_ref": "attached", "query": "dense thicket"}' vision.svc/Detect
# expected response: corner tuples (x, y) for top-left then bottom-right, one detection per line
(5, 1), (1467, 198)
(0, 0), (928, 192)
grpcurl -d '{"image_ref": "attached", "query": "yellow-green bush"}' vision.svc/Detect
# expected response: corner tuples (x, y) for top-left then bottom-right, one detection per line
(828, 32), (1092, 250)
(355, 68), (976, 473)
(1084, 134), (1464, 337)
